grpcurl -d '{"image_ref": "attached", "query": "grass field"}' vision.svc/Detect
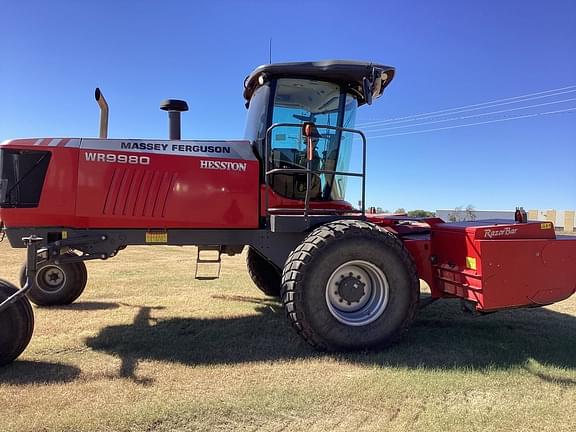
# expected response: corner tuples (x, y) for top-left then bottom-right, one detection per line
(0, 240), (575, 432)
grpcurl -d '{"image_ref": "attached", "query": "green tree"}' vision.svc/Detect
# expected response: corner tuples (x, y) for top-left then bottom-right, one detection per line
(448, 205), (476, 222)
(407, 209), (435, 218)
(465, 204), (477, 221)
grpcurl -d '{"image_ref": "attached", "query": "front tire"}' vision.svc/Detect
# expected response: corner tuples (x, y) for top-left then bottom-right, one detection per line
(0, 280), (34, 366)
(20, 254), (88, 306)
(281, 220), (419, 350)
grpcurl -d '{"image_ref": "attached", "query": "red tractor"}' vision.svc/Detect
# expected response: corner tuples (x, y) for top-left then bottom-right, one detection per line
(1, 61), (575, 365)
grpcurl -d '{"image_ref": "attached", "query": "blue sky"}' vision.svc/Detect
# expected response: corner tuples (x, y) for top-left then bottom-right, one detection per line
(1, 0), (574, 212)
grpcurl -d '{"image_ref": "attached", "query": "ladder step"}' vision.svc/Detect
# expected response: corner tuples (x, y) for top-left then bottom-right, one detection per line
(195, 246), (222, 280)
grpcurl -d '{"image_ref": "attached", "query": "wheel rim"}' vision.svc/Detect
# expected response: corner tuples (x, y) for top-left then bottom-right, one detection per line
(36, 265), (67, 294)
(325, 260), (389, 326)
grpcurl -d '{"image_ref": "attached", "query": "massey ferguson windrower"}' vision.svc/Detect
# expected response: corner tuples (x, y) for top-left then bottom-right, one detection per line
(1, 61), (576, 365)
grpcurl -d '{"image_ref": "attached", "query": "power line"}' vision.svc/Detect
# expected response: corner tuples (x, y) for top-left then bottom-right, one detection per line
(364, 97), (576, 133)
(358, 85), (576, 127)
(365, 106), (576, 139)
(360, 88), (576, 128)
(359, 84), (576, 126)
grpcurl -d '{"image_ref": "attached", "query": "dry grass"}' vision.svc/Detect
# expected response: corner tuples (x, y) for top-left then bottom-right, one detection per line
(0, 240), (575, 432)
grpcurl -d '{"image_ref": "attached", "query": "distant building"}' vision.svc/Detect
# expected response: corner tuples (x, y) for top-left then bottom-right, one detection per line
(435, 209), (575, 233)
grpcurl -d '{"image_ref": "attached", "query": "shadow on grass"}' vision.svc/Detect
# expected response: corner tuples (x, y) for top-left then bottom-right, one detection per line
(48, 301), (120, 311)
(525, 369), (576, 387)
(84, 297), (576, 382)
(0, 361), (81, 385)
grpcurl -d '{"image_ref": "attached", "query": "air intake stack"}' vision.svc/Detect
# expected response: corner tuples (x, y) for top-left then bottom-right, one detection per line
(160, 99), (189, 140)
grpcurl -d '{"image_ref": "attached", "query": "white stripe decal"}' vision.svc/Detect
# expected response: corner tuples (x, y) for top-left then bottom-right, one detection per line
(33, 139), (43, 146)
(65, 139), (81, 148)
(48, 139), (62, 147)
(79, 139), (257, 160)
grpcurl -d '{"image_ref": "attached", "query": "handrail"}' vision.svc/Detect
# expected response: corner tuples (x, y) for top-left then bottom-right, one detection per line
(264, 122), (367, 221)
(266, 168), (364, 177)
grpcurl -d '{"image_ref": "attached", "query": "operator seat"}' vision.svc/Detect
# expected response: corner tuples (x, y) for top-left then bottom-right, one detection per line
(270, 149), (322, 200)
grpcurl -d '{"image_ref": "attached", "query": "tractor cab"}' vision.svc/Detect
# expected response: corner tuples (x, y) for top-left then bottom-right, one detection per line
(243, 61), (394, 209)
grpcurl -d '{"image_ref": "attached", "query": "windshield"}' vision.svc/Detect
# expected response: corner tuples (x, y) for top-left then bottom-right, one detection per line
(244, 83), (270, 144)
(270, 78), (358, 201)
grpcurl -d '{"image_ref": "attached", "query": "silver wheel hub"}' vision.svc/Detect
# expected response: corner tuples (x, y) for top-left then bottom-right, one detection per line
(37, 265), (66, 293)
(325, 260), (389, 326)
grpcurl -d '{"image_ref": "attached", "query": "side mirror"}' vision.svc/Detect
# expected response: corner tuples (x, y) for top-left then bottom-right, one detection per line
(363, 77), (373, 105)
(302, 122), (321, 161)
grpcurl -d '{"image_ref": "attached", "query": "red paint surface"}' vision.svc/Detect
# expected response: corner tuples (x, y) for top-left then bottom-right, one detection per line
(1, 138), (260, 228)
(430, 221), (576, 310)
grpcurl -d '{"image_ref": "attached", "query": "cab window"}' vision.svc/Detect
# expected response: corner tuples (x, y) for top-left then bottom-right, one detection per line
(269, 78), (358, 201)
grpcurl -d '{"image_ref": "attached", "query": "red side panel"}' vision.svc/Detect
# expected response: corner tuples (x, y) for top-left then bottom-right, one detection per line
(1, 138), (260, 229)
(75, 139), (260, 228)
(402, 236), (434, 291)
(480, 239), (576, 308)
(261, 185), (356, 215)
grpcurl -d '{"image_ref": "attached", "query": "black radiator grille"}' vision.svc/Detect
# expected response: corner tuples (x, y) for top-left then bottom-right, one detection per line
(0, 149), (51, 208)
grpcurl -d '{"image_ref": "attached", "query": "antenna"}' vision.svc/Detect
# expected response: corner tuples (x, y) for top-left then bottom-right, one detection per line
(269, 38), (272, 64)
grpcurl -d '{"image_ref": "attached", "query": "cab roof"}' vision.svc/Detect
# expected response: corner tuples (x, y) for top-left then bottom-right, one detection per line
(243, 60), (395, 106)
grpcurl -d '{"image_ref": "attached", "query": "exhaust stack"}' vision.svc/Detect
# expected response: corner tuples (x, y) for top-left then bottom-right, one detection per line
(95, 88), (109, 139)
(160, 99), (189, 140)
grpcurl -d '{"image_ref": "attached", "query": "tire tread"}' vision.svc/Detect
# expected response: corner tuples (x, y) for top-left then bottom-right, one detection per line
(0, 280), (34, 366)
(246, 247), (282, 297)
(20, 253), (88, 306)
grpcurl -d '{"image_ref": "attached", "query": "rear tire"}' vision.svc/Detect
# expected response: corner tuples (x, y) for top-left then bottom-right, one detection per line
(0, 280), (34, 366)
(281, 220), (419, 350)
(20, 254), (88, 306)
(246, 247), (282, 297)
